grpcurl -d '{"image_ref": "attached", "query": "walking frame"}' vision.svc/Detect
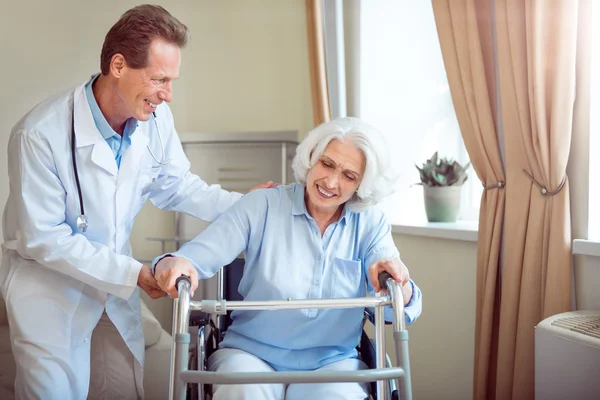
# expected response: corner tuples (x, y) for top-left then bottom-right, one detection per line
(168, 272), (412, 400)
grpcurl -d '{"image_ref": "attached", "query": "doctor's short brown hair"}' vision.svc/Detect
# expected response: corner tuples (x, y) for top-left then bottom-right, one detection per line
(100, 4), (190, 75)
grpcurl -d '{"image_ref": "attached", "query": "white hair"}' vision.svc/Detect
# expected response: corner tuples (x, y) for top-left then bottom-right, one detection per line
(292, 117), (399, 212)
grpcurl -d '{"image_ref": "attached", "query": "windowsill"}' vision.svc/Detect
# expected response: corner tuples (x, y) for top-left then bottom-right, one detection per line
(572, 239), (600, 257)
(387, 223), (600, 255)
(390, 220), (478, 242)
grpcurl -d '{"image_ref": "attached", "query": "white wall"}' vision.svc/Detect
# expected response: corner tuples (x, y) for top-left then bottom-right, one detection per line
(387, 234), (477, 400)
(0, 0), (312, 240)
(129, 0), (313, 267)
(0, 0), (312, 329)
(1, 0), (141, 235)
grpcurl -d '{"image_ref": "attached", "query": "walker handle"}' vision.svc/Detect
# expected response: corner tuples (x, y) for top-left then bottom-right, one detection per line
(378, 271), (394, 290)
(175, 275), (192, 291)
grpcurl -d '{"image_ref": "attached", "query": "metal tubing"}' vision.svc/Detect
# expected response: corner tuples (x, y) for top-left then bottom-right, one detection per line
(395, 332), (412, 400)
(175, 334), (190, 400)
(169, 279), (191, 400)
(375, 292), (388, 399)
(385, 276), (412, 400)
(176, 280), (191, 334)
(179, 367), (405, 385)
(168, 298), (180, 400)
(198, 327), (205, 371)
(189, 296), (390, 313)
(386, 354), (398, 394)
(385, 278), (406, 332)
(198, 326), (205, 400)
(216, 268), (224, 330)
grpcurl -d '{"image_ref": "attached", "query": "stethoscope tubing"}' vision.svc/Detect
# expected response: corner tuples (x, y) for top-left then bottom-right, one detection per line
(71, 108), (169, 233)
(71, 110), (86, 221)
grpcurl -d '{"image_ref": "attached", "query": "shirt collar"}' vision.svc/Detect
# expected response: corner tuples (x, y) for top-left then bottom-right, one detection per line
(291, 182), (351, 226)
(85, 73), (137, 141)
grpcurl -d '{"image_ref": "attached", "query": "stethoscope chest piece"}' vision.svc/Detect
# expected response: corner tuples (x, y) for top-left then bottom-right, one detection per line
(76, 214), (89, 233)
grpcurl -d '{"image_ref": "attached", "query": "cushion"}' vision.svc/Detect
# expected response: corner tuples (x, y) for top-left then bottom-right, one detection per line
(141, 300), (164, 349)
(0, 299), (7, 326)
(0, 325), (15, 399)
(143, 333), (172, 400)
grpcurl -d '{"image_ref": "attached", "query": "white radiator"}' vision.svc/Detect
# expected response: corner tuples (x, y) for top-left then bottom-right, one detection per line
(535, 310), (600, 400)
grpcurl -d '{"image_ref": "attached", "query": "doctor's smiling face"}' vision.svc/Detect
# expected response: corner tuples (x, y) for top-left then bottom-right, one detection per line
(113, 39), (181, 122)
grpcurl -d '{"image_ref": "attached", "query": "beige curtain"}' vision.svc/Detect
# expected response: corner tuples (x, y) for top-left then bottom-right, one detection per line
(305, 0), (331, 126)
(494, 0), (582, 398)
(431, 1), (505, 398)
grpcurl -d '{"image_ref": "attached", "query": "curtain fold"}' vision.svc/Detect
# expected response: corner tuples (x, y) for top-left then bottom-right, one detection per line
(431, 2), (505, 398)
(435, 0), (584, 398)
(305, 0), (331, 126)
(493, 0), (580, 398)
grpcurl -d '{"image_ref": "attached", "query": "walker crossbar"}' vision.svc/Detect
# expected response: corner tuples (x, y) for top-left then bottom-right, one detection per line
(179, 367), (406, 384)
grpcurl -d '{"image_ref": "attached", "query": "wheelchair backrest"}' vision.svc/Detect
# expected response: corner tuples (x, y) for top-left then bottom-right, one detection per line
(220, 258), (245, 332)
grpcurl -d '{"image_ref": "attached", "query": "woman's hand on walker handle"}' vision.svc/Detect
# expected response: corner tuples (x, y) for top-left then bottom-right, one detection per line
(154, 256), (199, 298)
(368, 258), (413, 306)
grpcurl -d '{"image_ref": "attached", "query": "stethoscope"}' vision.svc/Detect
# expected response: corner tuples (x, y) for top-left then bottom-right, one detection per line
(71, 110), (171, 233)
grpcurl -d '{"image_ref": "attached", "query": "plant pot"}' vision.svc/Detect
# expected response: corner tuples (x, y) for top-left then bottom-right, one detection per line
(423, 185), (462, 222)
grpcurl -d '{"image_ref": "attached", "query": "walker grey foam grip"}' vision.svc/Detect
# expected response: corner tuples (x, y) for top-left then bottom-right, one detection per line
(378, 271), (393, 289)
(175, 275), (192, 290)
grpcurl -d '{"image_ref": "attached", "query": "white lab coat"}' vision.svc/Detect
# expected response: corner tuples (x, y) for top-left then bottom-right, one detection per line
(0, 77), (242, 398)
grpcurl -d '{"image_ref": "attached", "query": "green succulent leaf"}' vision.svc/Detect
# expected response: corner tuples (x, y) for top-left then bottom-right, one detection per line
(414, 152), (470, 187)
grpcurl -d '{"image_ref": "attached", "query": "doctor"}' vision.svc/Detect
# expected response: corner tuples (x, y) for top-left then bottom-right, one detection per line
(1, 4), (273, 400)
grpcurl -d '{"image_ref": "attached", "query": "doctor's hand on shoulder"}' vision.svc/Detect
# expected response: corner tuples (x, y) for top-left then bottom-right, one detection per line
(154, 256), (199, 298)
(249, 181), (280, 192)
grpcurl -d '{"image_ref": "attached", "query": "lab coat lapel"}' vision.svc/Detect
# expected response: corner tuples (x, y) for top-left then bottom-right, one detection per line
(114, 123), (149, 229)
(90, 145), (118, 177)
(73, 81), (118, 177)
(119, 123), (149, 185)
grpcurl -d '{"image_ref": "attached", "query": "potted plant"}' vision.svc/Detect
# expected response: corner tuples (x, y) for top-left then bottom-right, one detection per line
(415, 152), (470, 222)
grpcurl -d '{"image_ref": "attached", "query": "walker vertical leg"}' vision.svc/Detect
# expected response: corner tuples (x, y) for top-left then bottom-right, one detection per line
(169, 298), (180, 400)
(170, 276), (192, 400)
(198, 326), (206, 400)
(394, 331), (412, 400)
(375, 293), (389, 399)
(175, 333), (191, 400)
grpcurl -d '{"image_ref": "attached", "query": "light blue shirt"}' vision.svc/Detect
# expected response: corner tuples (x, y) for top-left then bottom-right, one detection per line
(84, 75), (134, 168)
(159, 183), (422, 371)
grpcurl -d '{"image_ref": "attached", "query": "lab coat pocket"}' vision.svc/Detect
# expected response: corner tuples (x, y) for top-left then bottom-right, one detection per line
(332, 258), (364, 299)
(137, 166), (161, 199)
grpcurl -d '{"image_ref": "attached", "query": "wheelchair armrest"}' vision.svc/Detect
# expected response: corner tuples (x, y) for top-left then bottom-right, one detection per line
(189, 311), (212, 327)
(364, 308), (393, 326)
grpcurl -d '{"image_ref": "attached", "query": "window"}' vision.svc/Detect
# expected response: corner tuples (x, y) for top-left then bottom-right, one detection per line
(359, 0), (481, 224)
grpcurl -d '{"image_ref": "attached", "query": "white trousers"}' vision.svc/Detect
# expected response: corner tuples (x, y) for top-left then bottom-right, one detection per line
(208, 348), (370, 400)
(9, 310), (143, 400)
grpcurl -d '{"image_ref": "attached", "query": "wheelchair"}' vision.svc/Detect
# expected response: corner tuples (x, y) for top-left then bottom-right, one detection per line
(168, 259), (412, 400)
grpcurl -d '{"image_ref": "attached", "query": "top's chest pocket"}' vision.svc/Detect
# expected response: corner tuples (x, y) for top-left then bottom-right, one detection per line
(331, 257), (365, 299)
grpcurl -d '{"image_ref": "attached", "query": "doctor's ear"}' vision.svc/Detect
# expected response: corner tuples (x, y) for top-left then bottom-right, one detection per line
(109, 54), (126, 77)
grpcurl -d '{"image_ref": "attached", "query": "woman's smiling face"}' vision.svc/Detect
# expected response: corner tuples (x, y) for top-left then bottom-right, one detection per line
(305, 139), (366, 216)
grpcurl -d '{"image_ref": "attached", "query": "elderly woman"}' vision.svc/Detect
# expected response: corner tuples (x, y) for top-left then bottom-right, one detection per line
(153, 117), (422, 400)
